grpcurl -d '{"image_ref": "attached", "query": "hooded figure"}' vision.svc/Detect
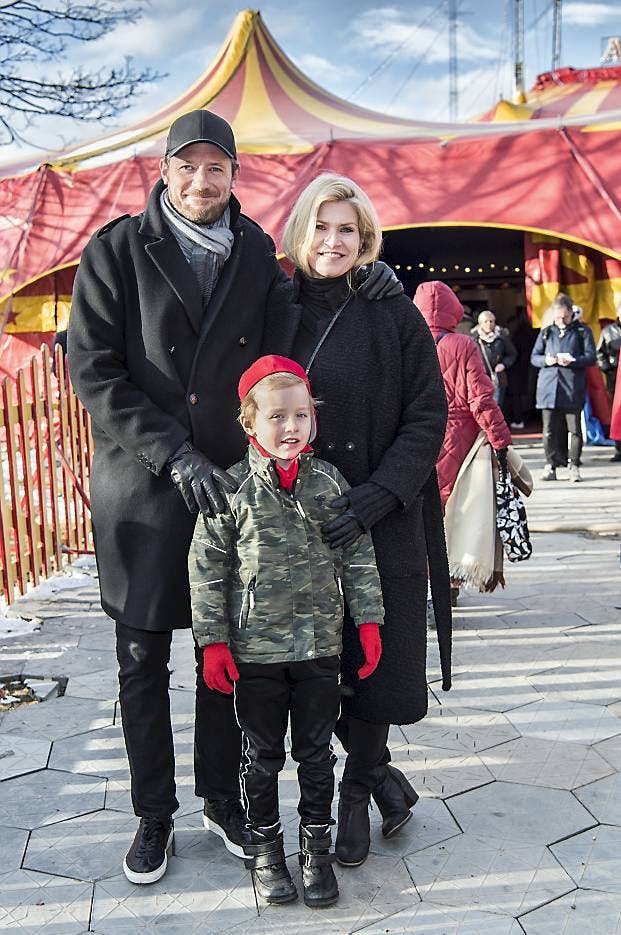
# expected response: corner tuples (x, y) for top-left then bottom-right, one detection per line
(414, 281), (512, 507)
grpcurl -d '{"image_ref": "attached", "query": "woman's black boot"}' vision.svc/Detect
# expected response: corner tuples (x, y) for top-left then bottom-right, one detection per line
(371, 764), (419, 838)
(335, 784), (370, 866)
(243, 830), (297, 904)
(298, 823), (339, 908)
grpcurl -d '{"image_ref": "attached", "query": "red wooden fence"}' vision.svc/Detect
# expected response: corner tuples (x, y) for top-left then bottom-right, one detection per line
(0, 346), (93, 606)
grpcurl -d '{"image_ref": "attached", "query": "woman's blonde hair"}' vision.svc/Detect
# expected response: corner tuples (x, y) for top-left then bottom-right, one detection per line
(282, 173), (382, 277)
(239, 372), (318, 431)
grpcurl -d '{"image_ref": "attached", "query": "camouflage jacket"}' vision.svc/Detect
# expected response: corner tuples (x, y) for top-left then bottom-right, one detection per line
(189, 445), (384, 664)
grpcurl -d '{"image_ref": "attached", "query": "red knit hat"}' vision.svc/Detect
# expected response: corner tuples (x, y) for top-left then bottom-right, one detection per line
(238, 355), (316, 443)
(238, 355), (311, 400)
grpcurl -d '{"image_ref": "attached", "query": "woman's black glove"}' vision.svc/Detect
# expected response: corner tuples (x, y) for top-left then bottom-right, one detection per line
(356, 262), (404, 300)
(321, 495), (365, 550)
(167, 442), (237, 516)
(321, 482), (401, 549)
(495, 447), (509, 474)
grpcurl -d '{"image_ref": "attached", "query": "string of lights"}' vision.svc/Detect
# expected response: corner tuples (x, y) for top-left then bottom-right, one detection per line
(394, 262), (522, 274)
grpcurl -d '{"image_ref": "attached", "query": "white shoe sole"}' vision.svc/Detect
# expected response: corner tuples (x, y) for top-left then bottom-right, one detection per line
(122, 828), (174, 885)
(203, 814), (245, 858)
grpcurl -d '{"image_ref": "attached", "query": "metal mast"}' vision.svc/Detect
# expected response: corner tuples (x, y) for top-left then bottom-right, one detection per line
(514, 0), (525, 101)
(448, 0), (458, 120)
(552, 0), (562, 70)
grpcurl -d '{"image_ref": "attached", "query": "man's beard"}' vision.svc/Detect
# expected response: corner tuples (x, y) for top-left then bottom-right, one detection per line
(171, 190), (230, 225)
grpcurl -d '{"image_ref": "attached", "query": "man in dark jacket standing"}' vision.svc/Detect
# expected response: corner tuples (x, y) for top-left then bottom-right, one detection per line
(68, 109), (399, 885)
(531, 293), (596, 482)
(596, 302), (621, 461)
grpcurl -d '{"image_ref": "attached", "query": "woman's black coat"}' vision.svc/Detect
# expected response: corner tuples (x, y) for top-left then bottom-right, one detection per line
(68, 180), (285, 631)
(265, 277), (451, 725)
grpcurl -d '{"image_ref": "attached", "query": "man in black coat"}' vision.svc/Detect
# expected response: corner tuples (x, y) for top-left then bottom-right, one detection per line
(68, 109), (399, 884)
(69, 110), (287, 883)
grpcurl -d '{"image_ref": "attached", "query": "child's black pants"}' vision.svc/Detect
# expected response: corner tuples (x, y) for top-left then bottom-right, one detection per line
(234, 655), (340, 830)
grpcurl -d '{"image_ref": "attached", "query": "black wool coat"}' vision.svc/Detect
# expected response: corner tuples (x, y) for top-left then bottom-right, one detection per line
(68, 180), (286, 631)
(265, 276), (451, 725)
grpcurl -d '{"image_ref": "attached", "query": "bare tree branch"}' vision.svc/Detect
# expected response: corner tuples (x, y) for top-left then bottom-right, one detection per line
(0, 0), (164, 145)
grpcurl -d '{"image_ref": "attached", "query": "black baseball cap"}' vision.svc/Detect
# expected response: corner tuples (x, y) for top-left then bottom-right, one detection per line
(165, 110), (237, 160)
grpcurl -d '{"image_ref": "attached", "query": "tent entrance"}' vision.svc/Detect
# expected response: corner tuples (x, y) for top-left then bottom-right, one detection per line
(382, 226), (526, 327)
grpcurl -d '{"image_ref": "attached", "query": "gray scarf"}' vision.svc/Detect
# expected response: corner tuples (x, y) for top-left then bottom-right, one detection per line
(160, 190), (234, 305)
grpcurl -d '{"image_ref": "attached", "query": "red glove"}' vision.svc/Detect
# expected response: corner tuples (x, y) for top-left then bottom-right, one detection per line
(357, 623), (382, 679)
(202, 643), (240, 694)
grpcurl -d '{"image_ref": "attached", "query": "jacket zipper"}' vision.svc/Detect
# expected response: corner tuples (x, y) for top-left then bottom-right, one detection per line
(238, 577), (256, 628)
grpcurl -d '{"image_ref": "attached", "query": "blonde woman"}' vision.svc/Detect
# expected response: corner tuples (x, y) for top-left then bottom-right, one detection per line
(266, 174), (452, 866)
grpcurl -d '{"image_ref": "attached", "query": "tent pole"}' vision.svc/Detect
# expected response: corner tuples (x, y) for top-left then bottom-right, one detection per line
(513, 0), (525, 102)
(448, 0), (458, 121)
(552, 0), (562, 71)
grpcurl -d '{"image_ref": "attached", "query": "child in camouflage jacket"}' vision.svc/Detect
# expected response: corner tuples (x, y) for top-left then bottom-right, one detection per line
(189, 355), (384, 909)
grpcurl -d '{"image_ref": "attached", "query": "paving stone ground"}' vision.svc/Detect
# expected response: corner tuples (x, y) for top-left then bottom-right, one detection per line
(0, 443), (620, 933)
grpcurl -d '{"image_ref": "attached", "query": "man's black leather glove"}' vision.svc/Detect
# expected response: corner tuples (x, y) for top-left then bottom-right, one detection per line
(356, 262), (404, 301)
(167, 442), (238, 516)
(321, 494), (365, 550)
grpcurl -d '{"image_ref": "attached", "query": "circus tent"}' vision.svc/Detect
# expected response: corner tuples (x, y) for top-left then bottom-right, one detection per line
(2, 8), (621, 376)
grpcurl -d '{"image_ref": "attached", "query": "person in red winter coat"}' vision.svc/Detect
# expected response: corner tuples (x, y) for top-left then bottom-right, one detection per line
(414, 281), (512, 508)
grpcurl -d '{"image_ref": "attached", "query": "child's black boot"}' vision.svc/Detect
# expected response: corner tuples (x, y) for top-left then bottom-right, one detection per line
(298, 822), (339, 908)
(243, 826), (297, 904)
(371, 764), (419, 837)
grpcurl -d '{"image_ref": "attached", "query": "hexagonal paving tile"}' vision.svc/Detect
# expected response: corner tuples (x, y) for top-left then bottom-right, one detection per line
(91, 857), (258, 934)
(447, 781), (595, 847)
(0, 768), (106, 830)
(0, 826), (29, 874)
(356, 904), (523, 933)
(402, 707), (520, 754)
(574, 769), (621, 825)
(551, 824), (621, 894)
(528, 640), (621, 706)
(519, 889), (621, 934)
(0, 868), (92, 933)
(0, 695), (115, 742)
(381, 743), (494, 799)
(430, 670), (542, 713)
(479, 736), (614, 790)
(405, 835), (574, 916)
(369, 796), (462, 857)
(507, 698), (621, 745)
(64, 669), (119, 701)
(593, 732), (621, 770)
(0, 733), (50, 781)
(22, 646), (117, 679)
(24, 808), (141, 881)
(49, 724), (128, 778)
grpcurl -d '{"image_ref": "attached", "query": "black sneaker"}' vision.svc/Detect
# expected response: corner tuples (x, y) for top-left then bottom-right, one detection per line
(123, 817), (174, 884)
(203, 797), (248, 858)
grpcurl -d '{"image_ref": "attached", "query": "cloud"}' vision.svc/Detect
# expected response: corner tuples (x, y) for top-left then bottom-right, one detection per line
(563, 2), (621, 25)
(72, 8), (205, 63)
(350, 5), (498, 65)
(296, 53), (359, 87)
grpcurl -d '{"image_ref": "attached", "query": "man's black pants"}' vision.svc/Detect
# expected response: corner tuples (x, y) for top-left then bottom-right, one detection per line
(115, 622), (241, 818)
(234, 656), (340, 830)
(542, 408), (583, 467)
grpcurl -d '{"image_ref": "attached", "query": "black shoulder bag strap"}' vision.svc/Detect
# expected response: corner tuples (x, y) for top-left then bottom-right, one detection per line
(304, 295), (353, 375)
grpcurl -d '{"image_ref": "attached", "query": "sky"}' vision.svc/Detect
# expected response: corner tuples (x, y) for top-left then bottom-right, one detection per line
(5, 0), (621, 161)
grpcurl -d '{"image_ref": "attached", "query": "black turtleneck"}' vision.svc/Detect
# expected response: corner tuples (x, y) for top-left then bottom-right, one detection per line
(292, 271), (350, 368)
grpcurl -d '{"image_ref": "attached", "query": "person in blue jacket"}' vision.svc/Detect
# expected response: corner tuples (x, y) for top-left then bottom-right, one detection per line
(531, 293), (596, 483)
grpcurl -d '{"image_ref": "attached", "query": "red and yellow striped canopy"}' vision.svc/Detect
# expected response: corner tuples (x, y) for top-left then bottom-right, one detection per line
(481, 66), (621, 130)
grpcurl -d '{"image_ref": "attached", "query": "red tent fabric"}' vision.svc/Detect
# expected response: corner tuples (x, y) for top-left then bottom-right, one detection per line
(2, 9), (621, 376)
